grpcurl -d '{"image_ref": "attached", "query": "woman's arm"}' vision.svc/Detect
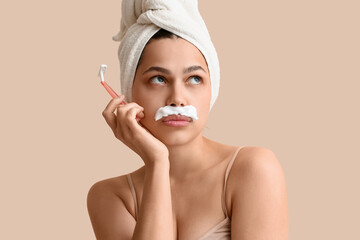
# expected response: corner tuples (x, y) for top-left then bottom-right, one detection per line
(88, 96), (174, 239)
(132, 161), (174, 240)
(230, 147), (289, 240)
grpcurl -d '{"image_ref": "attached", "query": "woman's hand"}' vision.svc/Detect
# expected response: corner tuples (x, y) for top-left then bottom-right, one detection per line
(102, 95), (169, 165)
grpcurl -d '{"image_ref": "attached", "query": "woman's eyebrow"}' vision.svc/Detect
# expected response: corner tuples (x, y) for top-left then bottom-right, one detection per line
(143, 65), (206, 75)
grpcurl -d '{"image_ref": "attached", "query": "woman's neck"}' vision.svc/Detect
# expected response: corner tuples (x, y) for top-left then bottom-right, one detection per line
(166, 136), (219, 181)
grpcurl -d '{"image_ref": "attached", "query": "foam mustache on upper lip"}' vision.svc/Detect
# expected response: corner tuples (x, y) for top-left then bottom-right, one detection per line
(154, 105), (199, 121)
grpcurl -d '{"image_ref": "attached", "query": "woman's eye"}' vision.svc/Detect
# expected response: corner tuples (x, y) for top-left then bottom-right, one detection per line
(188, 76), (202, 85)
(150, 76), (165, 84)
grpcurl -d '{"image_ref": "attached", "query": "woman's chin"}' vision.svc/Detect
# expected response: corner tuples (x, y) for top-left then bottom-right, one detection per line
(158, 129), (204, 148)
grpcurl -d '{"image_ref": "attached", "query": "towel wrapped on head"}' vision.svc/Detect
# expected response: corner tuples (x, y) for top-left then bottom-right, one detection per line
(112, 0), (220, 110)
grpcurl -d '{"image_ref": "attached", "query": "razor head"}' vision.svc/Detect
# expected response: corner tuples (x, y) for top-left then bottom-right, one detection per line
(98, 64), (108, 81)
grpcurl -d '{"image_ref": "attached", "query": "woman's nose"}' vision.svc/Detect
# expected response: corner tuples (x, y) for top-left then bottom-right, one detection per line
(166, 82), (186, 107)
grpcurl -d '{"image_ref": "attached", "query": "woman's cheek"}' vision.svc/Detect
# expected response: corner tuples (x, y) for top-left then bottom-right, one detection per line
(141, 105), (158, 124)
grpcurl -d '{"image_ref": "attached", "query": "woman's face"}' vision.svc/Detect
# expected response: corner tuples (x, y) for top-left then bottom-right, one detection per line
(132, 37), (211, 146)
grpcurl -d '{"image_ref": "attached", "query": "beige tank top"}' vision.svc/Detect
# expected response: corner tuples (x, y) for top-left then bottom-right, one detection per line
(126, 145), (245, 240)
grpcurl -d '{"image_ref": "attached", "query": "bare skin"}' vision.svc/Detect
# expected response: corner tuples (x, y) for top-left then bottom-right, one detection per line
(87, 38), (288, 240)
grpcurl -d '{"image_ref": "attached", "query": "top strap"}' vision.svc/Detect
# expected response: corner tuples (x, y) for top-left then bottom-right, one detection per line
(221, 146), (245, 218)
(126, 173), (138, 220)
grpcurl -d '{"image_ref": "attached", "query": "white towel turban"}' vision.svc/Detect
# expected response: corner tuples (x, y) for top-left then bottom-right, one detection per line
(112, 0), (220, 110)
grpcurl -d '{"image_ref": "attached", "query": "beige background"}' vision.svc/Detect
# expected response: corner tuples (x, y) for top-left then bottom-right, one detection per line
(0, 0), (359, 239)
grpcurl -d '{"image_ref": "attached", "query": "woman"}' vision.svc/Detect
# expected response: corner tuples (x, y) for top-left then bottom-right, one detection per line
(88, 1), (288, 240)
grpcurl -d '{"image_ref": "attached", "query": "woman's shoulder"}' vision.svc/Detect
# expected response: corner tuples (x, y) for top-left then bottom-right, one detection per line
(230, 145), (283, 182)
(227, 145), (286, 211)
(87, 167), (145, 207)
(87, 169), (145, 237)
(234, 145), (279, 166)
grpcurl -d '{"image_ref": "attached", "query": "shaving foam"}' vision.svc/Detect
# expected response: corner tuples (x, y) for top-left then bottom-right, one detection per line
(154, 105), (199, 121)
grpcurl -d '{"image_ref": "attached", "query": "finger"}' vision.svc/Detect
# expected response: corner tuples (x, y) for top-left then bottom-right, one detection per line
(125, 107), (147, 132)
(115, 104), (144, 139)
(116, 102), (144, 118)
(117, 105), (144, 126)
(102, 95), (125, 131)
(116, 102), (144, 112)
(115, 106), (144, 139)
(104, 95), (126, 114)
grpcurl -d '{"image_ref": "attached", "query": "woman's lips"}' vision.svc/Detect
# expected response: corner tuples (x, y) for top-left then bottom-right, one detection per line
(161, 114), (192, 127)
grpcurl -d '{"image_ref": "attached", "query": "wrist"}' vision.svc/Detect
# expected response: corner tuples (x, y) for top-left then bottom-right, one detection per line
(145, 158), (170, 171)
